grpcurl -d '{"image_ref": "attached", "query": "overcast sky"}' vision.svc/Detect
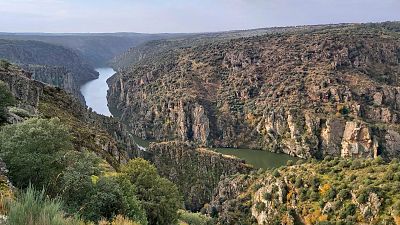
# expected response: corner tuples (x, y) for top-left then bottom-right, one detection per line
(0, 0), (399, 33)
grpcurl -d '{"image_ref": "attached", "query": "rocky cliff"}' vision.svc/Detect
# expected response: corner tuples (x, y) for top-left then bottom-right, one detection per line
(208, 157), (400, 224)
(20, 64), (85, 103)
(108, 22), (400, 160)
(146, 141), (252, 211)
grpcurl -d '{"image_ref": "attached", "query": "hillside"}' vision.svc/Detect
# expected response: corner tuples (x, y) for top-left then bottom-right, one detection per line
(207, 157), (400, 224)
(108, 22), (400, 160)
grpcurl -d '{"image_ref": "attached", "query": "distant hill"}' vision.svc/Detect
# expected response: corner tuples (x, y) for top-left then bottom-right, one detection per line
(0, 39), (98, 102)
(0, 33), (188, 67)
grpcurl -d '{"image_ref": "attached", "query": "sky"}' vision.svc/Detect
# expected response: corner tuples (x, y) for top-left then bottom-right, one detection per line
(0, 0), (399, 33)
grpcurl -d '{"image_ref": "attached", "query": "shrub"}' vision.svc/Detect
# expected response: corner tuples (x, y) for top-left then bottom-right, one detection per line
(59, 151), (101, 213)
(80, 176), (147, 225)
(272, 170), (280, 177)
(338, 189), (351, 200)
(295, 177), (303, 188)
(121, 159), (182, 225)
(0, 59), (10, 70)
(357, 191), (368, 204)
(0, 81), (15, 122)
(0, 118), (73, 192)
(255, 202), (266, 213)
(178, 210), (213, 225)
(98, 215), (139, 225)
(263, 192), (272, 201)
(340, 203), (357, 219)
(6, 186), (83, 225)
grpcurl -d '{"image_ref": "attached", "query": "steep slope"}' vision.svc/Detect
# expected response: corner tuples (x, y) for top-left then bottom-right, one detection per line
(0, 39), (98, 102)
(208, 157), (400, 224)
(108, 22), (400, 160)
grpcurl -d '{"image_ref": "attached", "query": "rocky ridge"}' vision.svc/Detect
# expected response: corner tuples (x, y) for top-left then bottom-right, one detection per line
(108, 22), (400, 160)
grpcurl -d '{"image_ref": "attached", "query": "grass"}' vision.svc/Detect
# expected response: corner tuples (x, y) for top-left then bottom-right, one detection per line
(6, 186), (84, 225)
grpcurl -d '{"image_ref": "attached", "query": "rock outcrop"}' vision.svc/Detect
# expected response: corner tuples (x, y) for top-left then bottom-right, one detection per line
(108, 22), (400, 160)
(146, 141), (252, 211)
(21, 65), (85, 103)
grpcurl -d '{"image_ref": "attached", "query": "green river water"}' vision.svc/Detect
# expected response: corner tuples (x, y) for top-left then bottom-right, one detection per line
(131, 135), (297, 169)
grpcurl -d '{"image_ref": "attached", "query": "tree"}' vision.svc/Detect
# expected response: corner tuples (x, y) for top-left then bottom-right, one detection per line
(59, 151), (101, 213)
(59, 152), (147, 224)
(80, 176), (147, 224)
(0, 59), (11, 70)
(121, 158), (183, 225)
(0, 118), (73, 191)
(0, 81), (15, 122)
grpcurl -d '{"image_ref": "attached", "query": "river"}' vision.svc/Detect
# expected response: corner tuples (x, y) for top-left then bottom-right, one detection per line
(80, 67), (298, 169)
(80, 68), (115, 116)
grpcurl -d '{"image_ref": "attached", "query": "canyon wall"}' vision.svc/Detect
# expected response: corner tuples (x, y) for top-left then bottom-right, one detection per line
(109, 22), (400, 160)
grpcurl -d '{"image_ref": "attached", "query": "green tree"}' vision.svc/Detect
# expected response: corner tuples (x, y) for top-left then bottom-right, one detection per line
(0, 81), (15, 122)
(59, 152), (147, 224)
(121, 158), (183, 225)
(59, 151), (101, 213)
(0, 118), (73, 191)
(80, 176), (147, 224)
(0, 59), (11, 70)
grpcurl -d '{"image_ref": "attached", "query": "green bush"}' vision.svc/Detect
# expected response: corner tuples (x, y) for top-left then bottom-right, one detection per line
(255, 202), (266, 213)
(340, 203), (357, 219)
(0, 118), (73, 192)
(121, 158), (182, 225)
(179, 210), (213, 225)
(338, 189), (351, 200)
(6, 186), (83, 225)
(263, 192), (272, 201)
(80, 176), (147, 224)
(59, 153), (147, 224)
(0, 81), (15, 122)
(0, 59), (11, 70)
(59, 151), (101, 213)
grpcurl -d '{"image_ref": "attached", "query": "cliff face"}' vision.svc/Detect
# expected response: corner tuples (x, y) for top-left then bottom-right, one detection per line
(0, 66), (135, 169)
(209, 158), (400, 224)
(146, 141), (252, 211)
(20, 65), (85, 103)
(108, 22), (400, 159)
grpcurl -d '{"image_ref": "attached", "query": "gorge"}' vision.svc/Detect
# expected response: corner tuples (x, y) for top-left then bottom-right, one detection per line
(1, 21), (400, 225)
